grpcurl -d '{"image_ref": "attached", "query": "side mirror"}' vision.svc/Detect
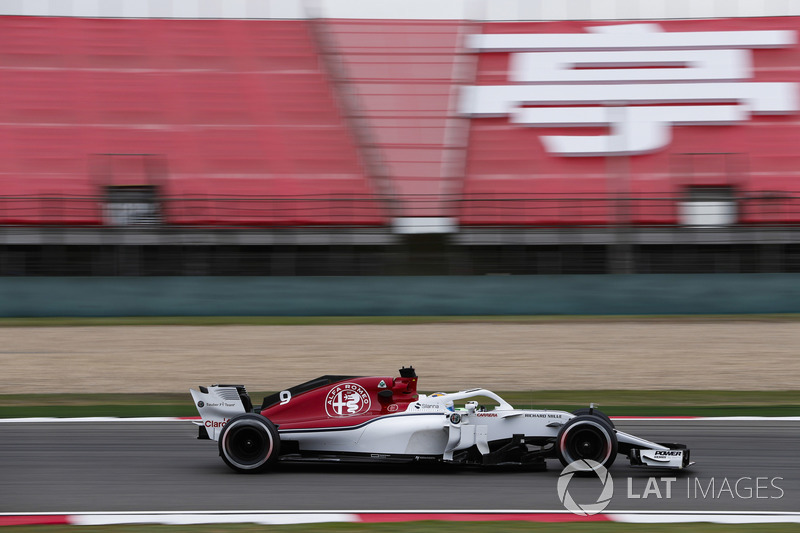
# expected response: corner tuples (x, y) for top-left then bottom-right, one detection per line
(378, 389), (393, 404)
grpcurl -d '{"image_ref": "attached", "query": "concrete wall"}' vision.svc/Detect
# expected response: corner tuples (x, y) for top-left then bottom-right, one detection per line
(0, 274), (797, 317)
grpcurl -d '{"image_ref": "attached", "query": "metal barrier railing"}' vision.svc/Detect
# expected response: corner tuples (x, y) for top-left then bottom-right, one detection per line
(1, 193), (800, 227)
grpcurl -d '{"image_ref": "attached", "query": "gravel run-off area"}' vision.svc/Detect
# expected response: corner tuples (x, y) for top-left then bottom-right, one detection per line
(3, 322), (799, 394)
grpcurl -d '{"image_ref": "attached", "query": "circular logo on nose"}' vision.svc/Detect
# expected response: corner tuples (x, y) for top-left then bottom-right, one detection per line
(197, 401), (205, 408)
(325, 383), (371, 417)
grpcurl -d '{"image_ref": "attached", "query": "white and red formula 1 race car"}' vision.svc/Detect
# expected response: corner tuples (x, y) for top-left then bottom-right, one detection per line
(190, 367), (692, 473)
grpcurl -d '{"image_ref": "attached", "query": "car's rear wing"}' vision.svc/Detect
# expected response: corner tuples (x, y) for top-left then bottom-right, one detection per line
(189, 385), (249, 441)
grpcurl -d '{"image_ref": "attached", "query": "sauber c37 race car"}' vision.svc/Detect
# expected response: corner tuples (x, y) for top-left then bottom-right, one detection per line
(190, 367), (692, 473)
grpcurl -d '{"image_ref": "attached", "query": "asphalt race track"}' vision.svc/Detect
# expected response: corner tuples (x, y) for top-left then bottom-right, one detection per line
(1, 419), (798, 513)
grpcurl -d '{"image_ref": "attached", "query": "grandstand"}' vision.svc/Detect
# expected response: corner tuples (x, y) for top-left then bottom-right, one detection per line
(1, 0), (800, 276)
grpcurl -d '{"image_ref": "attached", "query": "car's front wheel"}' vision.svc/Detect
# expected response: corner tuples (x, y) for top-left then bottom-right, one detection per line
(556, 415), (618, 470)
(217, 413), (280, 473)
(571, 407), (615, 428)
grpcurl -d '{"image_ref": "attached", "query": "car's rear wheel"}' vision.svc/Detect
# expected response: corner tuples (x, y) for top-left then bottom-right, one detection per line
(218, 413), (280, 473)
(556, 415), (618, 470)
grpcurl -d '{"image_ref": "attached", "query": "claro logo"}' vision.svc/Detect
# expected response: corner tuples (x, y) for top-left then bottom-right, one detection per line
(205, 418), (229, 428)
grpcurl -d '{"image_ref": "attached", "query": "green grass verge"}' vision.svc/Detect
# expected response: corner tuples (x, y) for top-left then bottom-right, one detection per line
(3, 314), (800, 327)
(1, 390), (798, 418)
(3, 522), (800, 533)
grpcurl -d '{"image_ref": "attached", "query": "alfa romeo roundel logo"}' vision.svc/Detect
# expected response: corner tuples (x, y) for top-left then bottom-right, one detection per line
(325, 383), (371, 417)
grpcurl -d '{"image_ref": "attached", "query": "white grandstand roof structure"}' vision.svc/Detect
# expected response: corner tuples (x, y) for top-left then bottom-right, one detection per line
(1, 0), (800, 21)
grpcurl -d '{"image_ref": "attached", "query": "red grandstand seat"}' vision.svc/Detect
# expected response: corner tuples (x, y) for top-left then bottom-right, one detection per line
(0, 16), (383, 226)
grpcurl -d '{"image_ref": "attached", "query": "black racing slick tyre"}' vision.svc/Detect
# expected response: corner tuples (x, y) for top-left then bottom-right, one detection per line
(556, 415), (618, 470)
(218, 413), (280, 473)
(571, 408), (615, 428)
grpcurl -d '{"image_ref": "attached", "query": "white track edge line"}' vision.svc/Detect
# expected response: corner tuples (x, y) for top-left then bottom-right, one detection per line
(4, 510), (800, 516)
